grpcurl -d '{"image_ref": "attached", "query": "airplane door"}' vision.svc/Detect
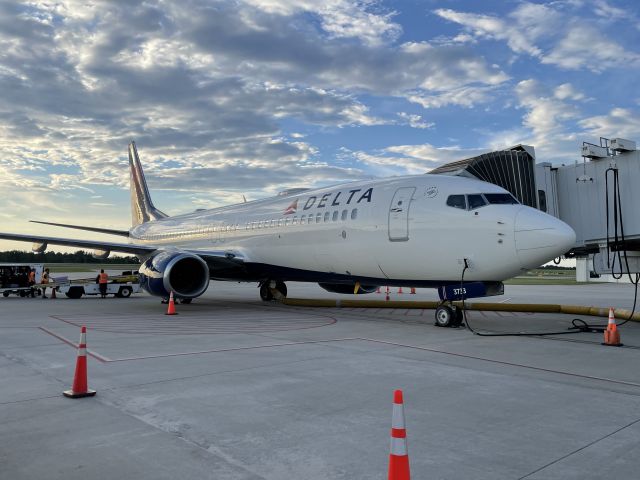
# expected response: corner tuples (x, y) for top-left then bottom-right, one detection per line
(388, 187), (415, 241)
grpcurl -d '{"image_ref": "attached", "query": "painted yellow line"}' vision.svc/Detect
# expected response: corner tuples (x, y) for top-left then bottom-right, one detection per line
(281, 298), (640, 322)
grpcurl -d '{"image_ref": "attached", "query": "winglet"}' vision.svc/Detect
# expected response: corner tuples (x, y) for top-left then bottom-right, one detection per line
(129, 141), (167, 226)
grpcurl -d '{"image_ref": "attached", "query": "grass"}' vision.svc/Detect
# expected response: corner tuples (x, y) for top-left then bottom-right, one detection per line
(504, 268), (581, 285)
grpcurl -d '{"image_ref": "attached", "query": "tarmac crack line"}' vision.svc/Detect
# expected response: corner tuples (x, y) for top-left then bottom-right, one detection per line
(517, 415), (640, 479)
(103, 354), (335, 391)
(357, 338), (640, 389)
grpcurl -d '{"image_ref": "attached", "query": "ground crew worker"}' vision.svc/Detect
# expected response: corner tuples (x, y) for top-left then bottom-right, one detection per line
(28, 268), (36, 298)
(41, 268), (50, 299)
(98, 269), (109, 298)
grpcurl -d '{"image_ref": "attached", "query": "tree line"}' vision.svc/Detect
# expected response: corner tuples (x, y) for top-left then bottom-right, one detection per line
(0, 250), (138, 264)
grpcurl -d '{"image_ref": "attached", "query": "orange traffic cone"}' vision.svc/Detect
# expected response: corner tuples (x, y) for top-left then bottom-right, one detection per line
(398, 287), (403, 294)
(603, 307), (622, 346)
(410, 287), (416, 295)
(51, 285), (56, 299)
(63, 326), (96, 398)
(385, 286), (390, 302)
(388, 389), (410, 480)
(165, 291), (178, 316)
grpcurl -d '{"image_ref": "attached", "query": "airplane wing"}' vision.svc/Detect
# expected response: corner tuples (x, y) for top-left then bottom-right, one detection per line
(0, 232), (246, 267)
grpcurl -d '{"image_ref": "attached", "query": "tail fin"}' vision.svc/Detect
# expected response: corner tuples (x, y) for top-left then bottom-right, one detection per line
(129, 141), (167, 226)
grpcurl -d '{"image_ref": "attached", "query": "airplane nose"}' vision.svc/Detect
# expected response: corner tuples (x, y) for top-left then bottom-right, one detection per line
(514, 207), (576, 269)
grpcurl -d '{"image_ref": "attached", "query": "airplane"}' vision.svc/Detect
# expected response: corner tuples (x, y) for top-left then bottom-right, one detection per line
(0, 141), (575, 327)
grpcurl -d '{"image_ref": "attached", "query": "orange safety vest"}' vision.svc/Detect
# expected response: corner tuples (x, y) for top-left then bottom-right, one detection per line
(98, 272), (109, 284)
(41, 272), (49, 284)
(28, 271), (35, 282)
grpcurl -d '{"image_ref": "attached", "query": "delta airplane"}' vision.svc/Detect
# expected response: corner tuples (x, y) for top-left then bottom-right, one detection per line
(0, 142), (575, 327)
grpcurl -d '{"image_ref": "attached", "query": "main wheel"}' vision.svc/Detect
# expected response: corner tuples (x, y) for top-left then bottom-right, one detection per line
(259, 283), (273, 301)
(435, 305), (455, 327)
(275, 280), (287, 299)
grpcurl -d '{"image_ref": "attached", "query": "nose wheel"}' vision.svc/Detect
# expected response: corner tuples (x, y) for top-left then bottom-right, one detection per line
(435, 303), (464, 328)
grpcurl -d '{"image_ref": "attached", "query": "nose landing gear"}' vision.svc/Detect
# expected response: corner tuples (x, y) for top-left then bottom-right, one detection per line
(435, 303), (464, 328)
(259, 280), (288, 301)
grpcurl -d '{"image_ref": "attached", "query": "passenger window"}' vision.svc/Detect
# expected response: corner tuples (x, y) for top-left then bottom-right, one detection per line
(324, 211), (330, 222)
(332, 211), (339, 221)
(293, 216), (298, 225)
(316, 213), (322, 223)
(351, 208), (358, 220)
(307, 216), (313, 224)
(278, 219), (284, 227)
(341, 209), (348, 221)
(285, 218), (291, 226)
(300, 214), (306, 223)
(446, 195), (466, 210)
(468, 194), (487, 210)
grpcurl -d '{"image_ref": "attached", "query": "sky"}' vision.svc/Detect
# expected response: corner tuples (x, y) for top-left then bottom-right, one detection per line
(0, 0), (639, 252)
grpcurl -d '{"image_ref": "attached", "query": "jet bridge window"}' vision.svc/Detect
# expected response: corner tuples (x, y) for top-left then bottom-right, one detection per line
(483, 193), (519, 205)
(446, 195), (466, 210)
(538, 190), (547, 212)
(468, 194), (487, 210)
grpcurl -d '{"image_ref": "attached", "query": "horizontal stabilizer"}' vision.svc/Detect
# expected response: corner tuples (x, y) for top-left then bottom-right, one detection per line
(30, 220), (130, 237)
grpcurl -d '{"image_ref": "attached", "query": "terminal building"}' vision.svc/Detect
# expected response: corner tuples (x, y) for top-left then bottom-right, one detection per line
(432, 137), (640, 283)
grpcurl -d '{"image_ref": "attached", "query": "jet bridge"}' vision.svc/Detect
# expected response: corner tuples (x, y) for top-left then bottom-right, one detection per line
(431, 137), (640, 281)
(535, 137), (640, 280)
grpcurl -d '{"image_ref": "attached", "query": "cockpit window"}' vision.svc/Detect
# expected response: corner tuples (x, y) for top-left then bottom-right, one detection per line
(446, 195), (467, 210)
(484, 193), (519, 205)
(467, 194), (487, 210)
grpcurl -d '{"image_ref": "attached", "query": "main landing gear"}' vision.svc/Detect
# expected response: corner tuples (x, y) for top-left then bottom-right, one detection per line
(259, 280), (287, 301)
(434, 302), (464, 328)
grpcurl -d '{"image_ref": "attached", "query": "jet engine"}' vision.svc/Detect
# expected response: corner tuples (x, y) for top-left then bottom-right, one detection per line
(139, 250), (210, 299)
(318, 283), (378, 295)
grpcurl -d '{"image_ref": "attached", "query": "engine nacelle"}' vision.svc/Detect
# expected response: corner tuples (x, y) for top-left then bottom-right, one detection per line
(92, 249), (110, 260)
(32, 241), (47, 253)
(139, 250), (210, 299)
(318, 282), (378, 295)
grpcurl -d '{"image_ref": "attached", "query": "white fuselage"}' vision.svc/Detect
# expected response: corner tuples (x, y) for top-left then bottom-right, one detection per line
(128, 174), (575, 284)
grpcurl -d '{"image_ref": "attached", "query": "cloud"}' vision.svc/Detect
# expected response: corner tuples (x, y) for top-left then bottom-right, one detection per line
(407, 85), (499, 109)
(579, 108), (640, 139)
(542, 27), (640, 71)
(396, 112), (434, 129)
(435, 2), (640, 72)
(554, 83), (585, 101)
(346, 143), (487, 176)
(434, 3), (560, 58)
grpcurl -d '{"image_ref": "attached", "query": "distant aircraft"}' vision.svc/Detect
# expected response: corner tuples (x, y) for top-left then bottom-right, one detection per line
(0, 142), (575, 326)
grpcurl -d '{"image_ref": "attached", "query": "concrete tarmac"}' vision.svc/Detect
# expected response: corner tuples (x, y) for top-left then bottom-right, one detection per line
(2, 281), (640, 479)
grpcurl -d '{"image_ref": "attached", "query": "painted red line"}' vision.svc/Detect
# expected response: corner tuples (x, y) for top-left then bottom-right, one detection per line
(38, 327), (110, 363)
